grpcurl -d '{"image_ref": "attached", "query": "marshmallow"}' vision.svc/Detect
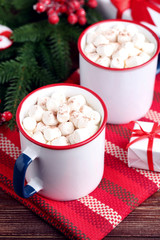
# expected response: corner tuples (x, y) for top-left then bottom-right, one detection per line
(51, 91), (66, 102)
(81, 105), (101, 123)
(96, 56), (110, 67)
(89, 110), (101, 125)
(125, 56), (143, 68)
(42, 111), (58, 126)
(51, 136), (69, 146)
(112, 47), (129, 61)
(113, 23), (125, 32)
(77, 109), (101, 128)
(117, 30), (132, 43)
(58, 121), (74, 136)
(68, 128), (91, 144)
(126, 24), (138, 36)
(23, 117), (37, 131)
(70, 110), (84, 128)
(104, 29), (117, 42)
(87, 125), (99, 136)
(43, 127), (61, 141)
(93, 34), (109, 47)
(132, 33), (146, 49)
(86, 52), (99, 62)
(110, 42), (120, 52)
(47, 92), (66, 112)
(46, 97), (60, 112)
(80, 105), (93, 115)
(95, 25), (108, 34)
(85, 43), (96, 53)
(32, 131), (46, 144)
(77, 117), (95, 128)
(141, 42), (155, 55)
(110, 57), (124, 68)
(68, 95), (86, 111)
(121, 42), (141, 56)
(57, 103), (70, 123)
(96, 44), (115, 57)
(122, 41), (134, 49)
(37, 96), (49, 110)
(86, 31), (97, 44)
(138, 52), (151, 64)
(28, 105), (44, 122)
(34, 122), (46, 133)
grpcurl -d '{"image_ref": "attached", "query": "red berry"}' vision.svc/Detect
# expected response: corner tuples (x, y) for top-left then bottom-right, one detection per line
(69, 1), (80, 11)
(67, 6), (74, 14)
(79, 0), (85, 4)
(78, 16), (87, 25)
(76, 8), (86, 17)
(55, 6), (61, 13)
(1, 111), (12, 122)
(68, 13), (78, 24)
(41, 0), (51, 5)
(48, 13), (59, 24)
(47, 8), (55, 16)
(35, 2), (46, 12)
(87, 0), (98, 8)
(59, 4), (67, 13)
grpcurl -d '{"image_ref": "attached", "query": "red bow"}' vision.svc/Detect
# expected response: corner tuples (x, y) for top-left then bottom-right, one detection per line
(127, 121), (160, 171)
(111, 0), (160, 25)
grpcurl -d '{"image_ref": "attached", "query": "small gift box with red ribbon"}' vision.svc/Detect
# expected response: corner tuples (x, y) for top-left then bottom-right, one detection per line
(127, 121), (160, 172)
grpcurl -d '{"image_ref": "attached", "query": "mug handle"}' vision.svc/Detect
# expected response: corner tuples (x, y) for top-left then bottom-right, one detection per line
(13, 150), (43, 198)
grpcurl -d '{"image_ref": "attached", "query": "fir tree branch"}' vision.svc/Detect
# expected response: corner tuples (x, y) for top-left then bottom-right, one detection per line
(86, 8), (103, 25)
(0, 46), (18, 61)
(0, 60), (19, 84)
(12, 0), (37, 10)
(13, 20), (54, 42)
(48, 30), (72, 80)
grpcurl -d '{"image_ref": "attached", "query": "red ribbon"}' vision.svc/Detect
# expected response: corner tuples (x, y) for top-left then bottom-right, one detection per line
(111, 0), (160, 23)
(127, 121), (160, 171)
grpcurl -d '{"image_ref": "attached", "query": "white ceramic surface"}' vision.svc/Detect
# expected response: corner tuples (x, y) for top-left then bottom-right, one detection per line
(78, 20), (160, 124)
(16, 84), (107, 201)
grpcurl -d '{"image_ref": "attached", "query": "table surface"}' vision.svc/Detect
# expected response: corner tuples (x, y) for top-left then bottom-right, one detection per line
(0, 188), (160, 240)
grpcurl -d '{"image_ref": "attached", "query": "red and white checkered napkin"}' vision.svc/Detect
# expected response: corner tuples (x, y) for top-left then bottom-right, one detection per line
(0, 72), (160, 240)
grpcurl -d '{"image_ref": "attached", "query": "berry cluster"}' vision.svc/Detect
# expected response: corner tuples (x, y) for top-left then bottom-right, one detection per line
(33, 0), (98, 25)
(0, 100), (12, 125)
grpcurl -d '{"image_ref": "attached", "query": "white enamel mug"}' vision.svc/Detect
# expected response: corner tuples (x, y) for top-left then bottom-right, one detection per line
(78, 19), (160, 124)
(13, 84), (107, 201)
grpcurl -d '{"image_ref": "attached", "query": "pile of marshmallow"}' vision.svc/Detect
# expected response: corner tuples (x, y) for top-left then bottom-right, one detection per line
(84, 23), (156, 68)
(22, 91), (101, 146)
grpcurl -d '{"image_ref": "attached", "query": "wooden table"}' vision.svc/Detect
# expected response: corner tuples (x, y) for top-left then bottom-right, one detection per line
(0, 188), (160, 239)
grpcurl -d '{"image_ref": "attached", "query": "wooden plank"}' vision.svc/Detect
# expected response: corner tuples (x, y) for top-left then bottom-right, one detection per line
(0, 189), (160, 239)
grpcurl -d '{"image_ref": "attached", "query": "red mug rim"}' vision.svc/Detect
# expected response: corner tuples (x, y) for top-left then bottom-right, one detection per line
(78, 19), (160, 71)
(16, 83), (108, 150)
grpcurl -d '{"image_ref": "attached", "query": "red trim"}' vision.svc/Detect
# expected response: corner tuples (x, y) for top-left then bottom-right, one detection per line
(78, 19), (160, 72)
(16, 83), (108, 150)
(0, 30), (12, 38)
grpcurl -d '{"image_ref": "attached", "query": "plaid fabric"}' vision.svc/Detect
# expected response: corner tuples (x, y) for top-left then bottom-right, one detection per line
(0, 71), (160, 240)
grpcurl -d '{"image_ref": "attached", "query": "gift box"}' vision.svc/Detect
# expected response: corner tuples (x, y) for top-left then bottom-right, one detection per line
(127, 121), (160, 172)
(97, 0), (160, 37)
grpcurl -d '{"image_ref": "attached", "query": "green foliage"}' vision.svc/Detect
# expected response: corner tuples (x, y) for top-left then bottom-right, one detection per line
(0, 2), (103, 129)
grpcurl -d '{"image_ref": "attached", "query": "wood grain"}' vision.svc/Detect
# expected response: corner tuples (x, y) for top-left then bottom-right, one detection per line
(0, 188), (160, 239)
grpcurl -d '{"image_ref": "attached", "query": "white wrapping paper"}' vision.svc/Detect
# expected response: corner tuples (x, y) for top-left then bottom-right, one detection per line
(128, 121), (160, 172)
